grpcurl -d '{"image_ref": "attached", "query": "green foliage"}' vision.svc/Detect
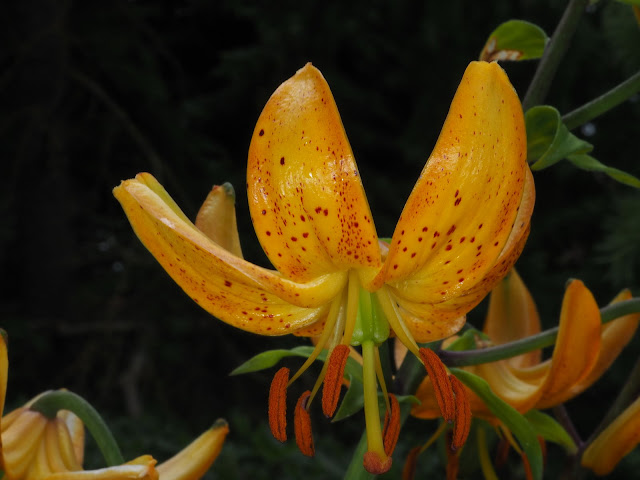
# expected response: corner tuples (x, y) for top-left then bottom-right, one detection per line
(480, 20), (548, 61)
(451, 369), (544, 480)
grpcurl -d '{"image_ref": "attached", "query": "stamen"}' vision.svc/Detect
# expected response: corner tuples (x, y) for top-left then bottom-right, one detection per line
(445, 431), (459, 480)
(494, 436), (510, 468)
(477, 427), (500, 480)
(294, 391), (315, 457)
(449, 375), (471, 450)
(289, 293), (344, 386)
(375, 288), (420, 357)
(374, 347), (391, 413)
(521, 453), (534, 480)
(268, 367), (289, 442)
(341, 270), (361, 346)
(419, 348), (455, 423)
(402, 446), (421, 480)
(363, 451), (393, 475)
(322, 344), (350, 417)
(403, 421), (449, 480)
(382, 394), (400, 456)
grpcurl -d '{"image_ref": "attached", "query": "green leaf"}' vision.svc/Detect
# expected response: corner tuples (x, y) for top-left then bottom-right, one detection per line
(333, 374), (365, 422)
(450, 368), (543, 480)
(567, 154), (640, 188)
(230, 345), (364, 383)
(480, 20), (548, 62)
(526, 105), (593, 170)
(524, 410), (578, 453)
(444, 328), (488, 352)
(615, 0), (640, 6)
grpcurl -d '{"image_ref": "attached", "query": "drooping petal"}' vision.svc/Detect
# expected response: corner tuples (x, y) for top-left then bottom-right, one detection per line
(58, 410), (85, 468)
(374, 61), (529, 309)
(533, 280), (601, 404)
(537, 289), (640, 407)
(581, 396), (640, 476)
(484, 270), (541, 369)
(156, 420), (229, 480)
(115, 176), (347, 335)
(46, 455), (159, 480)
(195, 183), (243, 258)
(247, 63), (381, 283)
(2, 409), (48, 479)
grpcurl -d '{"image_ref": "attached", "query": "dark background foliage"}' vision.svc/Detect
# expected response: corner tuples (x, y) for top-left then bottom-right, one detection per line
(1, 0), (639, 478)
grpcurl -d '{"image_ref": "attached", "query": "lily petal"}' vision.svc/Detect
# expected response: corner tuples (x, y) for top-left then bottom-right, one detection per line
(582, 396), (640, 476)
(532, 280), (601, 403)
(247, 63), (381, 283)
(484, 269), (541, 369)
(537, 289), (640, 408)
(374, 61), (528, 307)
(45, 455), (159, 480)
(195, 183), (243, 258)
(156, 420), (229, 480)
(115, 176), (347, 335)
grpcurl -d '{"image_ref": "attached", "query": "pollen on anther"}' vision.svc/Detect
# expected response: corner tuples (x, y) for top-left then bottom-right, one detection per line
(294, 391), (315, 457)
(419, 348), (455, 423)
(322, 345), (350, 418)
(268, 367), (289, 442)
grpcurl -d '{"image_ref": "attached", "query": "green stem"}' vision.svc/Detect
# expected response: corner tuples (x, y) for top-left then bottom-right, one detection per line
(30, 390), (124, 466)
(562, 70), (640, 129)
(440, 298), (640, 367)
(522, 0), (589, 110)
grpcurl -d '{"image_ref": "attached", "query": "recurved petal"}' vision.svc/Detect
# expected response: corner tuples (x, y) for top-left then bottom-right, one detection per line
(114, 175), (346, 335)
(248, 63), (381, 283)
(538, 289), (640, 407)
(582, 396), (640, 476)
(374, 61), (529, 307)
(195, 183), (243, 258)
(156, 420), (229, 480)
(46, 455), (159, 480)
(484, 269), (541, 369)
(534, 280), (601, 403)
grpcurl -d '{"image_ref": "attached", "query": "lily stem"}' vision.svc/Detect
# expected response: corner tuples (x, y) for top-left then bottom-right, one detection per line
(522, 0), (589, 111)
(440, 298), (640, 367)
(30, 390), (125, 466)
(562, 69), (640, 130)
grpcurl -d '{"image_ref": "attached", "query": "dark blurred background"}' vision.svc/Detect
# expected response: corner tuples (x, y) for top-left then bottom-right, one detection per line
(1, 0), (639, 478)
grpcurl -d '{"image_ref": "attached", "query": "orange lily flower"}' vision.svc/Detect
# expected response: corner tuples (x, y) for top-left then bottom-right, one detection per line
(412, 270), (640, 419)
(582, 395), (640, 475)
(0, 332), (228, 480)
(114, 61), (534, 472)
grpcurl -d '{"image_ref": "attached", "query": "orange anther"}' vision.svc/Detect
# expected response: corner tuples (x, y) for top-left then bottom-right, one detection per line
(268, 366), (289, 442)
(449, 375), (471, 450)
(294, 390), (315, 457)
(383, 393), (401, 456)
(419, 348), (455, 422)
(402, 446), (421, 480)
(363, 451), (392, 474)
(322, 344), (350, 417)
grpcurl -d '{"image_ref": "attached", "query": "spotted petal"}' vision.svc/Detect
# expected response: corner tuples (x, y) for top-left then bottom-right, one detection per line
(248, 63), (381, 283)
(374, 61), (529, 311)
(114, 174), (346, 335)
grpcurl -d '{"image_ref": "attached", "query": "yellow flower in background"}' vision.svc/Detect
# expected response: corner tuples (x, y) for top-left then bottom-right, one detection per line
(114, 61), (534, 472)
(0, 332), (229, 480)
(582, 395), (640, 476)
(412, 270), (640, 418)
